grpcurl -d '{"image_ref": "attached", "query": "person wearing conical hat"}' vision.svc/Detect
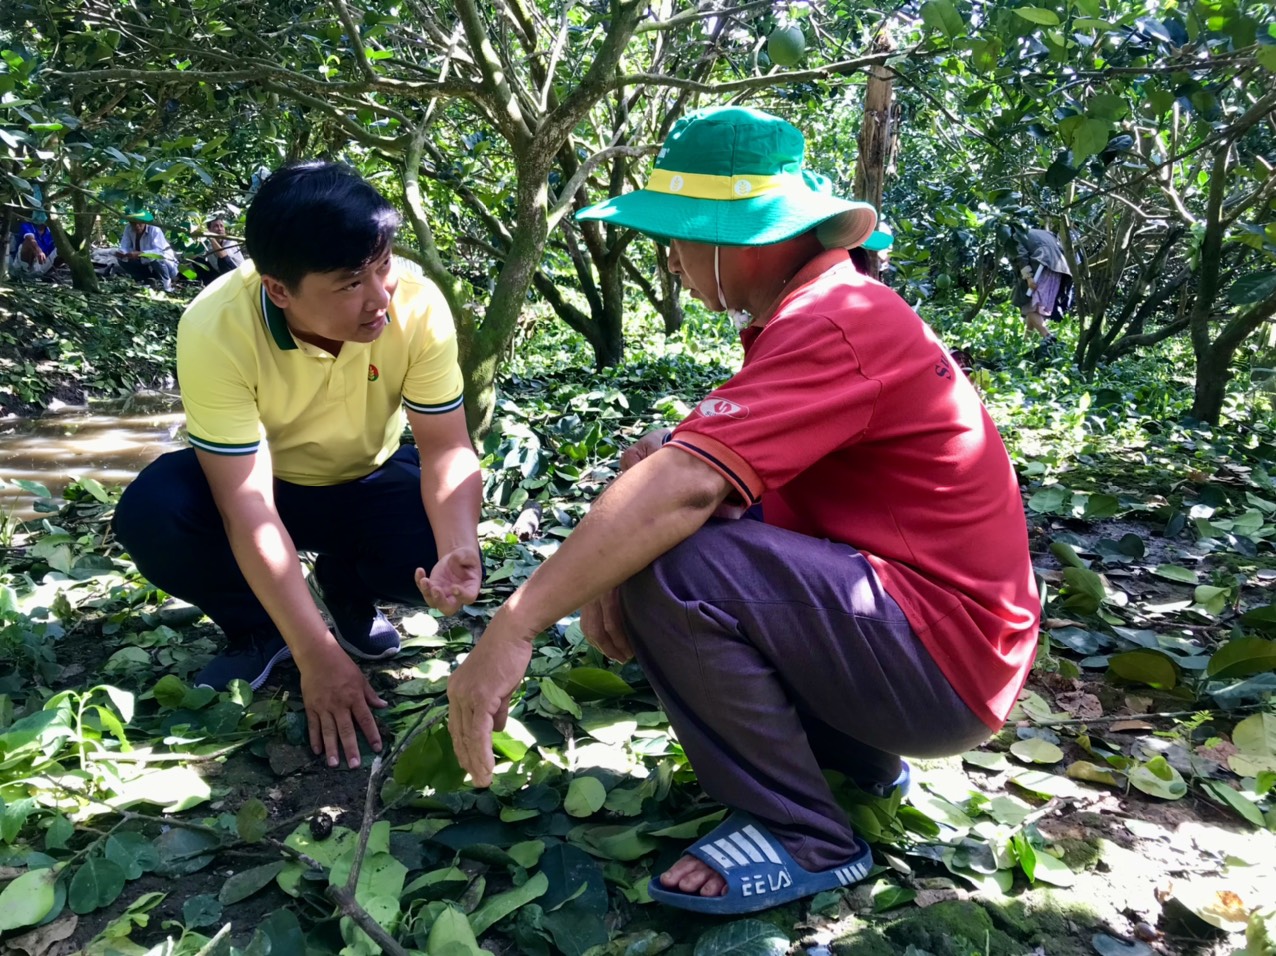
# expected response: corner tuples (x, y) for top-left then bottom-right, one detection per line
(443, 107), (1039, 915)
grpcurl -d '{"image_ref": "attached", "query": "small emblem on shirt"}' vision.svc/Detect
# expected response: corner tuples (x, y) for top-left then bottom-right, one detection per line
(698, 398), (749, 419)
(368, 363), (380, 382)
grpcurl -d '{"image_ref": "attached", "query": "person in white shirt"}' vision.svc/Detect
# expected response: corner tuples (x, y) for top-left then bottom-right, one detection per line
(192, 216), (245, 286)
(114, 211), (179, 291)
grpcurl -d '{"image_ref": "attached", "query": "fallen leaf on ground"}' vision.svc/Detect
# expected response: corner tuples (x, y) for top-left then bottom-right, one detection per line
(1055, 691), (1103, 720)
(1, 914), (77, 956)
(1125, 696), (1153, 714)
(1110, 720), (1155, 732)
(1195, 740), (1237, 767)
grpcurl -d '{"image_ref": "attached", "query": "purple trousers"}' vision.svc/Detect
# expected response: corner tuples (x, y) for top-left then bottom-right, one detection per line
(619, 518), (990, 870)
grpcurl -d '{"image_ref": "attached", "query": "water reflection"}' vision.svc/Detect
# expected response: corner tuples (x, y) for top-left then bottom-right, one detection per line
(0, 392), (185, 520)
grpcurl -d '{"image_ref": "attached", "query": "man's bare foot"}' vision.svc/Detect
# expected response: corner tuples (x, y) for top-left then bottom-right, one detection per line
(659, 855), (728, 897)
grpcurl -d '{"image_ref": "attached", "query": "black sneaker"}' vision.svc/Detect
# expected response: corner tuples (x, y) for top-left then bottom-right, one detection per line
(307, 570), (401, 661)
(195, 631), (293, 691)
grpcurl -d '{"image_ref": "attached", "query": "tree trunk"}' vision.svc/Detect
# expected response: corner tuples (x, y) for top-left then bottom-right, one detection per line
(853, 39), (895, 281)
(654, 244), (683, 334)
(461, 165), (553, 435)
(1191, 355), (1231, 424)
(0, 210), (10, 281)
(47, 216), (99, 293)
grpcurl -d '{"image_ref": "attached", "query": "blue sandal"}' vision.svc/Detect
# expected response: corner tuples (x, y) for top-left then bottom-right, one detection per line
(647, 812), (874, 914)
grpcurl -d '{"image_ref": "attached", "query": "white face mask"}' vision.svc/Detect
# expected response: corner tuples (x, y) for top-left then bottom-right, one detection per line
(714, 246), (753, 331)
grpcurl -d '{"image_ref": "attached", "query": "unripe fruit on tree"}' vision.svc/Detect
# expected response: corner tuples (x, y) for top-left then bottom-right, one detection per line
(767, 25), (807, 67)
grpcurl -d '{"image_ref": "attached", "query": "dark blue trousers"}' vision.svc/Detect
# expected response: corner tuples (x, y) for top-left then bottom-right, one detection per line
(112, 446), (435, 640)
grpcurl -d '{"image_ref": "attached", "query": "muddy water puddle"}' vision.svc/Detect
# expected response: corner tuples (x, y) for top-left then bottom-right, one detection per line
(0, 393), (185, 521)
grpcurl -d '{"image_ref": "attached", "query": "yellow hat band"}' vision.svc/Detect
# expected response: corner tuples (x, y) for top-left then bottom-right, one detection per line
(644, 169), (797, 201)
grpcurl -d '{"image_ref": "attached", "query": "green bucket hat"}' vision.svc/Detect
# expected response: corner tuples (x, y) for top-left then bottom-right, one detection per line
(576, 106), (877, 248)
(122, 208), (155, 224)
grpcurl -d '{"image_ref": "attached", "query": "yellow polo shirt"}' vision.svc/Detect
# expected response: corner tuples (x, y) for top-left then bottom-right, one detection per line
(176, 260), (464, 486)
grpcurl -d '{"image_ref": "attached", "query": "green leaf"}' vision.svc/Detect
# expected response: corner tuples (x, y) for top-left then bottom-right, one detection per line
(104, 832), (158, 880)
(564, 776), (607, 817)
(1066, 761), (1121, 787)
(219, 860), (287, 905)
(920, 0), (964, 37)
(871, 881), (917, 912)
(468, 870), (548, 935)
(182, 893), (223, 929)
(961, 750), (1010, 772)
(69, 857), (127, 914)
(1010, 738), (1064, 764)
(44, 815), (74, 851)
(1206, 636), (1276, 679)
(0, 866), (59, 931)
(153, 827), (220, 877)
(1202, 781), (1266, 828)
(539, 843), (609, 956)
(427, 904), (484, 956)
(1011, 831), (1036, 882)
(1153, 564), (1198, 584)
(1083, 494), (1121, 518)
(1129, 756), (1187, 800)
(108, 766), (211, 813)
(1050, 540), (1088, 569)
(1107, 649), (1180, 689)
(1070, 117), (1111, 162)
(236, 798), (268, 843)
(693, 918), (790, 956)
(1028, 486), (1069, 513)
(1231, 712), (1276, 766)
(1014, 6), (1062, 25)
(491, 716), (537, 761)
(558, 668), (633, 700)
(1240, 604), (1276, 632)
(151, 675), (188, 709)
(1061, 566), (1106, 613)
(1031, 851), (1076, 886)
(1258, 44), (1276, 72)
(539, 678), (583, 717)
(395, 725), (467, 792)
(1229, 272), (1276, 306)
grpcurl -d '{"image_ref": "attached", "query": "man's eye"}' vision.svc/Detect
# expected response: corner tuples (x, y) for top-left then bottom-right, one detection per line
(343, 281), (361, 291)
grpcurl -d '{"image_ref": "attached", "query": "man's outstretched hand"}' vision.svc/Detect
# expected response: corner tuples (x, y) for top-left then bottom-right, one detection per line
(300, 643), (386, 769)
(580, 587), (633, 662)
(416, 546), (482, 615)
(446, 617), (533, 788)
(619, 428), (672, 472)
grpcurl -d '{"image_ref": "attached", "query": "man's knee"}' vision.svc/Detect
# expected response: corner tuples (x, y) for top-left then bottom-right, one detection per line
(619, 520), (748, 649)
(113, 451), (207, 549)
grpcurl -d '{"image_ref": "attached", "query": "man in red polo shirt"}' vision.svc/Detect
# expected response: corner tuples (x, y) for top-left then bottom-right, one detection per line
(442, 107), (1039, 915)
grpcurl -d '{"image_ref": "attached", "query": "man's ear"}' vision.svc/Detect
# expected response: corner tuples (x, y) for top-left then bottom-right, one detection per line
(261, 275), (292, 310)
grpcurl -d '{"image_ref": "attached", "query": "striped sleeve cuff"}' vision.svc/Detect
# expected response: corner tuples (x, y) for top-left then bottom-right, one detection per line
(188, 434), (261, 456)
(404, 393), (464, 415)
(666, 433), (763, 505)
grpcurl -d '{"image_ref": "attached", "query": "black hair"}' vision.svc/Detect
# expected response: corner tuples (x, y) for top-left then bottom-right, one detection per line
(849, 246), (871, 273)
(245, 161), (400, 288)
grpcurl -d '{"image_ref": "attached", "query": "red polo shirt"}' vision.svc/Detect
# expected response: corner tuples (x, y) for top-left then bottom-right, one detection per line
(669, 256), (1039, 731)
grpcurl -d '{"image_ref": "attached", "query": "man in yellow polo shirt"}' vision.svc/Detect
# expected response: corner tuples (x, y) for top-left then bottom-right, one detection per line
(114, 162), (482, 771)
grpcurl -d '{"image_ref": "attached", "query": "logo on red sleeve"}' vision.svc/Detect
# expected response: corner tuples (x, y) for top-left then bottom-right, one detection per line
(698, 398), (749, 419)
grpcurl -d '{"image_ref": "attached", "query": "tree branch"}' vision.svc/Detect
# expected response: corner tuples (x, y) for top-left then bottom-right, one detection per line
(608, 50), (897, 94)
(547, 144), (658, 232)
(332, 0), (376, 81)
(454, 0), (533, 149)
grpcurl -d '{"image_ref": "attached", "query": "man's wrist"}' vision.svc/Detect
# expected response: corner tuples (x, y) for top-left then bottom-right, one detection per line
(287, 628), (343, 668)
